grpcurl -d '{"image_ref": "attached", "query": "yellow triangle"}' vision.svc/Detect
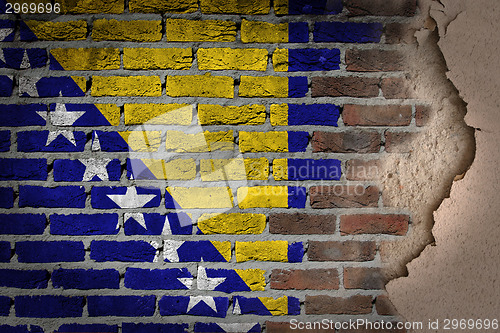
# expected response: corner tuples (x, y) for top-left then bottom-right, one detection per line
(235, 269), (265, 291)
(118, 131), (161, 152)
(96, 104), (120, 126)
(70, 76), (86, 93)
(210, 241), (231, 262)
(140, 159), (166, 179)
(258, 296), (288, 315)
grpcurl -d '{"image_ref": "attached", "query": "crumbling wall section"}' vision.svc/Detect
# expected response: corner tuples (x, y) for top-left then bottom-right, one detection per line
(388, 0), (500, 330)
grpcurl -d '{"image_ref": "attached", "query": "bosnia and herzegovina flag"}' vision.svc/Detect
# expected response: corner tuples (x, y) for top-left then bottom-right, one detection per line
(233, 295), (301, 316)
(159, 295), (299, 317)
(196, 266), (265, 293)
(0, 3), (350, 325)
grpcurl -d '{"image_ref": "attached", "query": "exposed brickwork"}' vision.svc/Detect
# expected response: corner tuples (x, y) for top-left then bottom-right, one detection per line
(312, 76), (380, 98)
(345, 0), (417, 16)
(344, 267), (386, 289)
(343, 105), (412, 126)
(269, 213), (336, 234)
(416, 105), (432, 127)
(270, 269), (339, 290)
(312, 131), (382, 153)
(346, 159), (381, 181)
(381, 77), (415, 99)
(376, 295), (400, 316)
(310, 185), (380, 208)
(346, 49), (406, 72)
(340, 214), (410, 235)
(308, 241), (377, 261)
(305, 295), (373, 314)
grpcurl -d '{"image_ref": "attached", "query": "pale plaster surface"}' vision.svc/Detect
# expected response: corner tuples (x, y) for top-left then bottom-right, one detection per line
(388, 0), (500, 329)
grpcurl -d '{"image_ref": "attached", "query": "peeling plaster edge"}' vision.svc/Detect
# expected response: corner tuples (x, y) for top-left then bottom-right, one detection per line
(384, 3), (477, 323)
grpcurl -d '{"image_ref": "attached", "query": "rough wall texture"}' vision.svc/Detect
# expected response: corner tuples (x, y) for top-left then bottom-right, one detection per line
(388, 0), (500, 330)
(0, 0), (479, 332)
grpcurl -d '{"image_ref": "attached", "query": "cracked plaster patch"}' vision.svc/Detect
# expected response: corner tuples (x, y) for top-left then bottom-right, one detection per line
(386, 0), (500, 326)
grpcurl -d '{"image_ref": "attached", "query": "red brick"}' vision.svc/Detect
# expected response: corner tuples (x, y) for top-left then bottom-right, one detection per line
(266, 322), (332, 333)
(345, 0), (417, 16)
(416, 105), (431, 127)
(346, 159), (381, 181)
(269, 213), (335, 234)
(312, 131), (381, 153)
(270, 269), (339, 290)
(343, 105), (412, 126)
(340, 214), (409, 235)
(312, 77), (379, 98)
(344, 267), (385, 289)
(305, 295), (373, 315)
(308, 241), (376, 261)
(346, 49), (406, 72)
(376, 295), (399, 316)
(381, 77), (415, 99)
(385, 23), (417, 44)
(385, 131), (418, 153)
(310, 185), (379, 209)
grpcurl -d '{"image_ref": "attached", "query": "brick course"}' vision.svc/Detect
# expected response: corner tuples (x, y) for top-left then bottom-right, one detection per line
(308, 241), (377, 261)
(270, 269), (339, 290)
(312, 131), (382, 153)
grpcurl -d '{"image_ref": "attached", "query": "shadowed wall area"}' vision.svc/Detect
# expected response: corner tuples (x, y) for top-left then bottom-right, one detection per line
(0, 0), (491, 332)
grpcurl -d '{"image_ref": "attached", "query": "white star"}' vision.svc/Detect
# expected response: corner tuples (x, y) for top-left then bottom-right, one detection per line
(0, 28), (13, 41)
(36, 110), (47, 122)
(19, 76), (39, 97)
(177, 276), (194, 289)
(124, 213), (172, 234)
(0, 49), (4, 64)
(197, 266), (226, 291)
(124, 212), (147, 230)
(45, 130), (77, 146)
(49, 104), (86, 126)
(163, 240), (183, 262)
(232, 297), (241, 315)
(186, 296), (218, 313)
(161, 215), (172, 235)
(81, 158), (111, 181)
(106, 187), (157, 209)
(91, 131), (101, 151)
(217, 324), (258, 332)
(20, 50), (30, 69)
